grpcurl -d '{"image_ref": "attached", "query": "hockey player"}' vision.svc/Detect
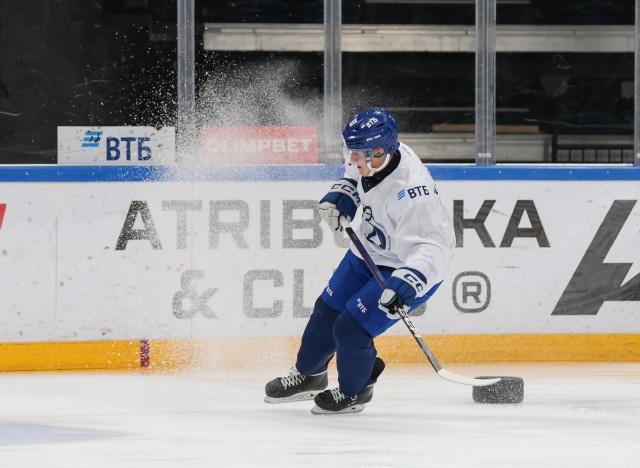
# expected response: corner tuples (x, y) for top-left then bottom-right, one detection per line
(265, 108), (455, 414)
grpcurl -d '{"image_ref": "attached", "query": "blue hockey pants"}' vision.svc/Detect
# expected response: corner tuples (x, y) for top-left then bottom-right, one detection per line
(295, 250), (441, 397)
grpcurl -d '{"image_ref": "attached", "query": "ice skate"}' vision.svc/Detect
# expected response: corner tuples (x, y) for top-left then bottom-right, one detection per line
(264, 367), (328, 403)
(311, 357), (385, 415)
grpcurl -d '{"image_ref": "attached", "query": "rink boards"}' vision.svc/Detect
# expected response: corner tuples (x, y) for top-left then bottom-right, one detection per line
(1, 164), (639, 370)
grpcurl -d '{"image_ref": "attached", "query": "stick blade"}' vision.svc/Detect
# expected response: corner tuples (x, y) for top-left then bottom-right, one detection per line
(437, 369), (501, 387)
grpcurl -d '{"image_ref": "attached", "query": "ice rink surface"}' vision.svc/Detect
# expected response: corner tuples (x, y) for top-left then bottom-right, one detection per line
(0, 363), (638, 467)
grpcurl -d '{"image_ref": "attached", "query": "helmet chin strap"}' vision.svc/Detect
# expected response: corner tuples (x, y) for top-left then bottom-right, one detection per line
(365, 153), (392, 176)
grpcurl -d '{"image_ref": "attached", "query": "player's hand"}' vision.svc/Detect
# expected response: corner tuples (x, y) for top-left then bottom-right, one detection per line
(318, 201), (344, 231)
(318, 178), (359, 231)
(378, 268), (427, 319)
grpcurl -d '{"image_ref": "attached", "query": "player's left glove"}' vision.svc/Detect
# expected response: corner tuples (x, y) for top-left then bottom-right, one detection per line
(378, 268), (427, 319)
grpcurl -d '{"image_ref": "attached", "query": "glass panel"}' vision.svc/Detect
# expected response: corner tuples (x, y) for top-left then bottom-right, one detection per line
(198, 2), (475, 163)
(0, 1), (178, 164)
(196, 2), (324, 164)
(500, 1), (634, 26)
(496, 1), (635, 163)
(3, 1), (634, 165)
(348, 2), (475, 25)
(343, 2), (476, 163)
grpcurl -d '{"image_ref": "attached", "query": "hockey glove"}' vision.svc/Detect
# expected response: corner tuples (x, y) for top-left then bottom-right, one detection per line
(378, 268), (428, 319)
(318, 178), (360, 231)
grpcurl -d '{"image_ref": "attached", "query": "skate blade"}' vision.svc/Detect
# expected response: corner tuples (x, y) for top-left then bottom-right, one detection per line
(310, 404), (365, 415)
(264, 391), (321, 404)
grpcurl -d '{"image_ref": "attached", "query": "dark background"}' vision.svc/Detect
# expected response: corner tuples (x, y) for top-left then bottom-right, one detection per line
(0, 0), (634, 163)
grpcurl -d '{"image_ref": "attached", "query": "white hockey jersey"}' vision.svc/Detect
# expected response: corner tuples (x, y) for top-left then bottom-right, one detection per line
(344, 142), (456, 286)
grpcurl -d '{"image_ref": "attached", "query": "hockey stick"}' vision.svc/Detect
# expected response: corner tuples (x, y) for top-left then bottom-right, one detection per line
(339, 217), (500, 387)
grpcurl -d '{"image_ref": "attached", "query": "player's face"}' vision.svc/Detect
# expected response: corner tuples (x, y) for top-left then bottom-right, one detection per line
(349, 147), (386, 176)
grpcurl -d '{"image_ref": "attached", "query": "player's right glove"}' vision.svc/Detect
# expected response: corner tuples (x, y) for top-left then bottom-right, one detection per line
(378, 268), (427, 319)
(318, 178), (360, 231)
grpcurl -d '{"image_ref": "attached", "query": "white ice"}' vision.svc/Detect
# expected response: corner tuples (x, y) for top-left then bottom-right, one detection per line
(0, 363), (638, 467)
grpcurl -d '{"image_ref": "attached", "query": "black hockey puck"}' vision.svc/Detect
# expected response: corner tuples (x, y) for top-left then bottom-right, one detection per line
(472, 376), (524, 404)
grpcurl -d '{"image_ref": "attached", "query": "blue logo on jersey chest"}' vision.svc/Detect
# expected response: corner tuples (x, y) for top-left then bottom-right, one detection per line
(398, 185), (430, 200)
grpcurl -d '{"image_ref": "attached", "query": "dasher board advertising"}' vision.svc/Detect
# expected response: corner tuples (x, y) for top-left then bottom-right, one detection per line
(0, 167), (639, 342)
(57, 126), (176, 165)
(200, 126), (318, 164)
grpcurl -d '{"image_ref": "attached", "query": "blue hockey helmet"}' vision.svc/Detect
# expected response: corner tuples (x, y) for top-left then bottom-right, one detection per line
(343, 108), (399, 155)
(342, 108), (399, 175)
